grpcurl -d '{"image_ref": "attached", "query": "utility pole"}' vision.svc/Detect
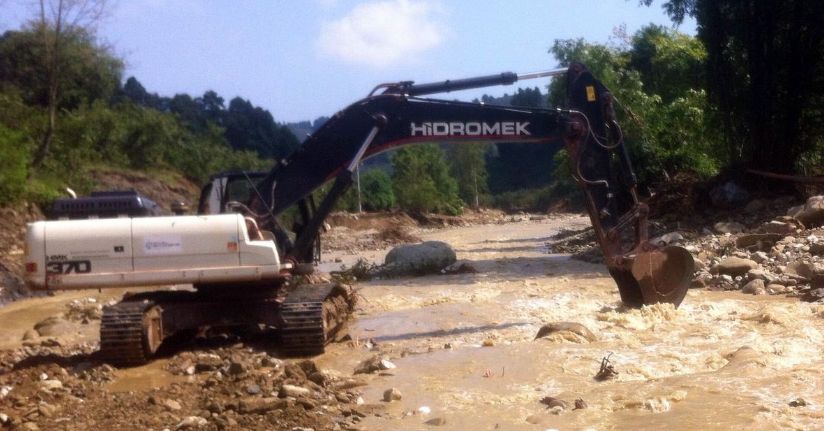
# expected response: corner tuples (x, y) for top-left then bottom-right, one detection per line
(356, 164), (363, 213)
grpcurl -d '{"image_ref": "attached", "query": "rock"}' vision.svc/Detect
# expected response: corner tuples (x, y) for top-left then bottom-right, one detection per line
(535, 322), (596, 342)
(176, 416), (208, 429)
(766, 284), (788, 294)
(21, 330), (38, 341)
(383, 388), (402, 402)
(194, 354), (223, 372)
(175, 416), (209, 430)
(785, 261), (819, 279)
(790, 195), (824, 227)
(744, 199), (767, 213)
(789, 398), (808, 407)
(354, 355), (396, 374)
(33, 316), (74, 337)
(750, 252), (770, 264)
(37, 403), (57, 418)
(417, 406), (431, 415)
(747, 269), (773, 282)
(736, 233), (782, 250)
(307, 371), (327, 386)
(742, 279), (766, 295)
(383, 241), (457, 275)
(424, 417), (447, 426)
(711, 257), (759, 276)
(238, 397), (288, 414)
(574, 398), (588, 410)
(650, 232), (684, 246)
(164, 399), (182, 411)
(539, 396), (568, 409)
(38, 380), (62, 391)
(226, 361), (245, 375)
(481, 339), (494, 347)
(245, 383), (261, 395)
(279, 384), (312, 398)
(714, 221), (745, 234)
(803, 288), (824, 302)
(0, 413), (8, 424)
(763, 221), (795, 235)
(710, 181), (750, 208)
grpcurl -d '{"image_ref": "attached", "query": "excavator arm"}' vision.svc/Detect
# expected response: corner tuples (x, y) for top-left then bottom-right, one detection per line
(249, 63), (693, 308)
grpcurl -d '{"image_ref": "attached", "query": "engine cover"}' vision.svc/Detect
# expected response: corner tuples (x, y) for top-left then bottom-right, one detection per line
(24, 214), (285, 290)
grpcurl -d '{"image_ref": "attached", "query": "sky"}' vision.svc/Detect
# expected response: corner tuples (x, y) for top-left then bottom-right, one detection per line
(1, 0), (695, 123)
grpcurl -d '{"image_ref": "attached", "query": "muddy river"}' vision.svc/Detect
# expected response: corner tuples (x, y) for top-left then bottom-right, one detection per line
(2, 215), (823, 430)
(319, 216), (824, 430)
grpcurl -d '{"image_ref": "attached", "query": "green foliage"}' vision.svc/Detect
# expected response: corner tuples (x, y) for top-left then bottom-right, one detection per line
(446, 143), (489, 207)
(629, 25), (705, 103)
(487, 87), (560, 193)
(0, 26), (123, 110)
(548, 27), (719, 183)
(359, 169), (395, 211)
(0, 124), (30, 202)
(391, 145), (462, 215)
(647, 0), (824, 174)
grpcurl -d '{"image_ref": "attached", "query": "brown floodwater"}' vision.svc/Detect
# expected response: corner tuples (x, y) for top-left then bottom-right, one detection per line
(318, 217), (824, 431)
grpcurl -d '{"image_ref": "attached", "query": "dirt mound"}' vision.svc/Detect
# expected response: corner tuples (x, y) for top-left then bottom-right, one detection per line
(0, 205), (44, 304)
(328, 211), (418, 231)
(87, 168), (201, 213)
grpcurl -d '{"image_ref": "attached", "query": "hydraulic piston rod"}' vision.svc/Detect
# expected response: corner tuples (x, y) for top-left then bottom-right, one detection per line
(377, 67), (569, 97)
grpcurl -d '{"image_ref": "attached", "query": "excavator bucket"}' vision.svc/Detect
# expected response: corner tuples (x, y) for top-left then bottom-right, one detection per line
(627, 245), (694, 307)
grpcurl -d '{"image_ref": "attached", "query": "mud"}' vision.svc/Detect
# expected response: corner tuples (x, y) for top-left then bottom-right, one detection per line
(0, 214), (822, 430)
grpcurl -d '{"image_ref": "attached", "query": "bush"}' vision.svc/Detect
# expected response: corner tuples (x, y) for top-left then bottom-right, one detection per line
(0, 124), (29, 202)
(360, 169), (395, 211)
(391, 145), (462, 215)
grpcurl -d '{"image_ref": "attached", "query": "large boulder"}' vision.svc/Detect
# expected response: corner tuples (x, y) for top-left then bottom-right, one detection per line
(383, 241), (456, 276)
(789, 195), (824, 228)
(711, 257), (758, 276)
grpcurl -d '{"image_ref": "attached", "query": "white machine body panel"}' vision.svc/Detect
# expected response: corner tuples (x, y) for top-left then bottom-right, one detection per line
(24, 214), (286, 290)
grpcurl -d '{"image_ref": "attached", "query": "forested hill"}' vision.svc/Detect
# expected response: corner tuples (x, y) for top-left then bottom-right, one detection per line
(0, 25), (298, 205)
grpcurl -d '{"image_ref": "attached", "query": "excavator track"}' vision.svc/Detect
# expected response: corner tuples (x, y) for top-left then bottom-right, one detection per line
(99, 300), (163, 367)
(279, 283), (354, 355)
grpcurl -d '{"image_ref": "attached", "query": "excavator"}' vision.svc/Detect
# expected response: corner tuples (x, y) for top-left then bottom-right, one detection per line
(24, 63), (694, 366)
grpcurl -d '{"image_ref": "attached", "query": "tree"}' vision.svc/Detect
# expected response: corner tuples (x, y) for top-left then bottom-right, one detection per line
(548, 29), (719, 182)
(27, 0), (111, 168)
(646, 0), (824, 174)
(391, 144), (462, 214)
(224, 97), (300, 159)
(447, 143), (489, 208)
(360, 169), (395, 211)
(487, 87), (560, 193)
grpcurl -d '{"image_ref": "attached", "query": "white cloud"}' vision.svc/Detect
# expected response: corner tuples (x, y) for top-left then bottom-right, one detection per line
(316, 0), (445, 68)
